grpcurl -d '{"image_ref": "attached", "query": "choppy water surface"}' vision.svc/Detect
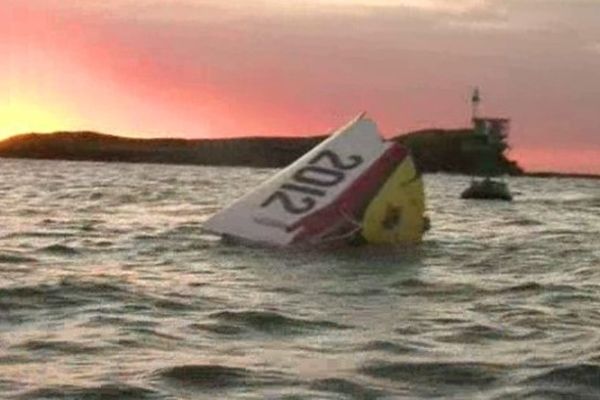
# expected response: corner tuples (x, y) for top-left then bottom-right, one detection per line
(1, 158), (599, 400)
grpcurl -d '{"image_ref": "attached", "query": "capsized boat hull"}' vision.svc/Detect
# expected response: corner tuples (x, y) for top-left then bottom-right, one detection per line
(203, 114), (427, 247)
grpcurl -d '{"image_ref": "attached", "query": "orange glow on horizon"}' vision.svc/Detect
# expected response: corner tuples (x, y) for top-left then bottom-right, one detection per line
(0, 98), (77, 140)
(510, 148), (600, 175)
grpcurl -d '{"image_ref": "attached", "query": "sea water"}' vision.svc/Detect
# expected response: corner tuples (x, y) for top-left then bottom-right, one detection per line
(1, 158), (599, 399)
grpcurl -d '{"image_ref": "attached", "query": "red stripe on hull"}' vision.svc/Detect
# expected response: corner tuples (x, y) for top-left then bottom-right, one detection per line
(291, 144), (409, 244)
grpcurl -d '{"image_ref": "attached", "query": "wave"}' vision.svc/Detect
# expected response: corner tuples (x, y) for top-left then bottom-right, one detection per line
(495, 282), (545, 293)
(18, 383), (160, 400)
(3, 231), (75, 240)
(499, 218), (543, 227)
(438, 323), (542, 343)
(208, 310), (353, 335)
(38, 244), (80, 256)
(498, 388), (595, 400)
(321, 288), (385, 297)
(0, 279), (134, 312)
(0, 377), (24, 397)
(126, 327), (182, 342)
(390, 278), (438, 290)
(158, 364), (288, 389)
(502, 365), (600, 399)
(390, 278), (481, 298)
(491, 282), (584, 298)
(360, 361), (505, 387)
(151, 298), (193, 311)
(357, 340), (420, 354)
(16, 340), (104, 355)
(524, 364), (600, 390)
(310, 378), (382, 399)
(0, 253), (37, 264)
(158, 364), (250, 388)
(83, 314), (156, 329)
(104, 327), (184, 351)
(89, 192), (104, 200)
(188, 322), (245, 336)
(391, 279), (583, 299)
(266, 286), (302, 295)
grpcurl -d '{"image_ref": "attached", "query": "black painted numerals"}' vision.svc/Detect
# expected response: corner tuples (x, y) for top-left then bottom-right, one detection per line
(294, 166), (345, 187)
(309, 150), (363, 171)
(260, 150), (364, 214)
(260, 191), (316, 214)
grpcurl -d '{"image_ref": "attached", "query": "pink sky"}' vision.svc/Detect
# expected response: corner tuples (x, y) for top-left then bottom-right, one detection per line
(2, 1), (600, 173)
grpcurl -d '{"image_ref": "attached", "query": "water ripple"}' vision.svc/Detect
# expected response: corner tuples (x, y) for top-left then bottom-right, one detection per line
(524, 364), (600, 390)
(158, 364), (289, 389)
(360, 361), (506, 387)
(18, 384), (162, 400)
(1, 162), (598, 399)
(310, 378), (383, 399)
(208, 310), (353, 335)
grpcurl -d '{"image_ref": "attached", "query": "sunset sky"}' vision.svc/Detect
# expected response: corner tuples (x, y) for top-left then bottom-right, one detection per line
(2, 1), (600, 173)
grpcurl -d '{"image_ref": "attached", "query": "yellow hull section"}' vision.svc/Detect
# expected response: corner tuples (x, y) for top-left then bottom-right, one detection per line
(361, 156), (426, 244)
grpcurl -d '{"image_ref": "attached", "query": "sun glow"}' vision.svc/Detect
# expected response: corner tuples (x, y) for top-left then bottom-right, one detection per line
(0, 99), (75, 140)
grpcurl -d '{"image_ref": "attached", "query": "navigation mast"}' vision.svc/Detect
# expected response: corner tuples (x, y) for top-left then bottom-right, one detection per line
(471, 87), (481, 121)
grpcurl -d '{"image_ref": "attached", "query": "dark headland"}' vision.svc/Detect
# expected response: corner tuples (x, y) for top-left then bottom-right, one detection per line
(0, 129), (594, 178)
(0, 128), (521, 175)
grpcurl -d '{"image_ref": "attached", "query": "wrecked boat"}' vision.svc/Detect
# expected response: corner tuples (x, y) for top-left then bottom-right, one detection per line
(203, 114), (428, 247)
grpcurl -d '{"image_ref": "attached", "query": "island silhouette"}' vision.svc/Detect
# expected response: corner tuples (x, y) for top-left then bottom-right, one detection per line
(0, 129), (596, 179)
